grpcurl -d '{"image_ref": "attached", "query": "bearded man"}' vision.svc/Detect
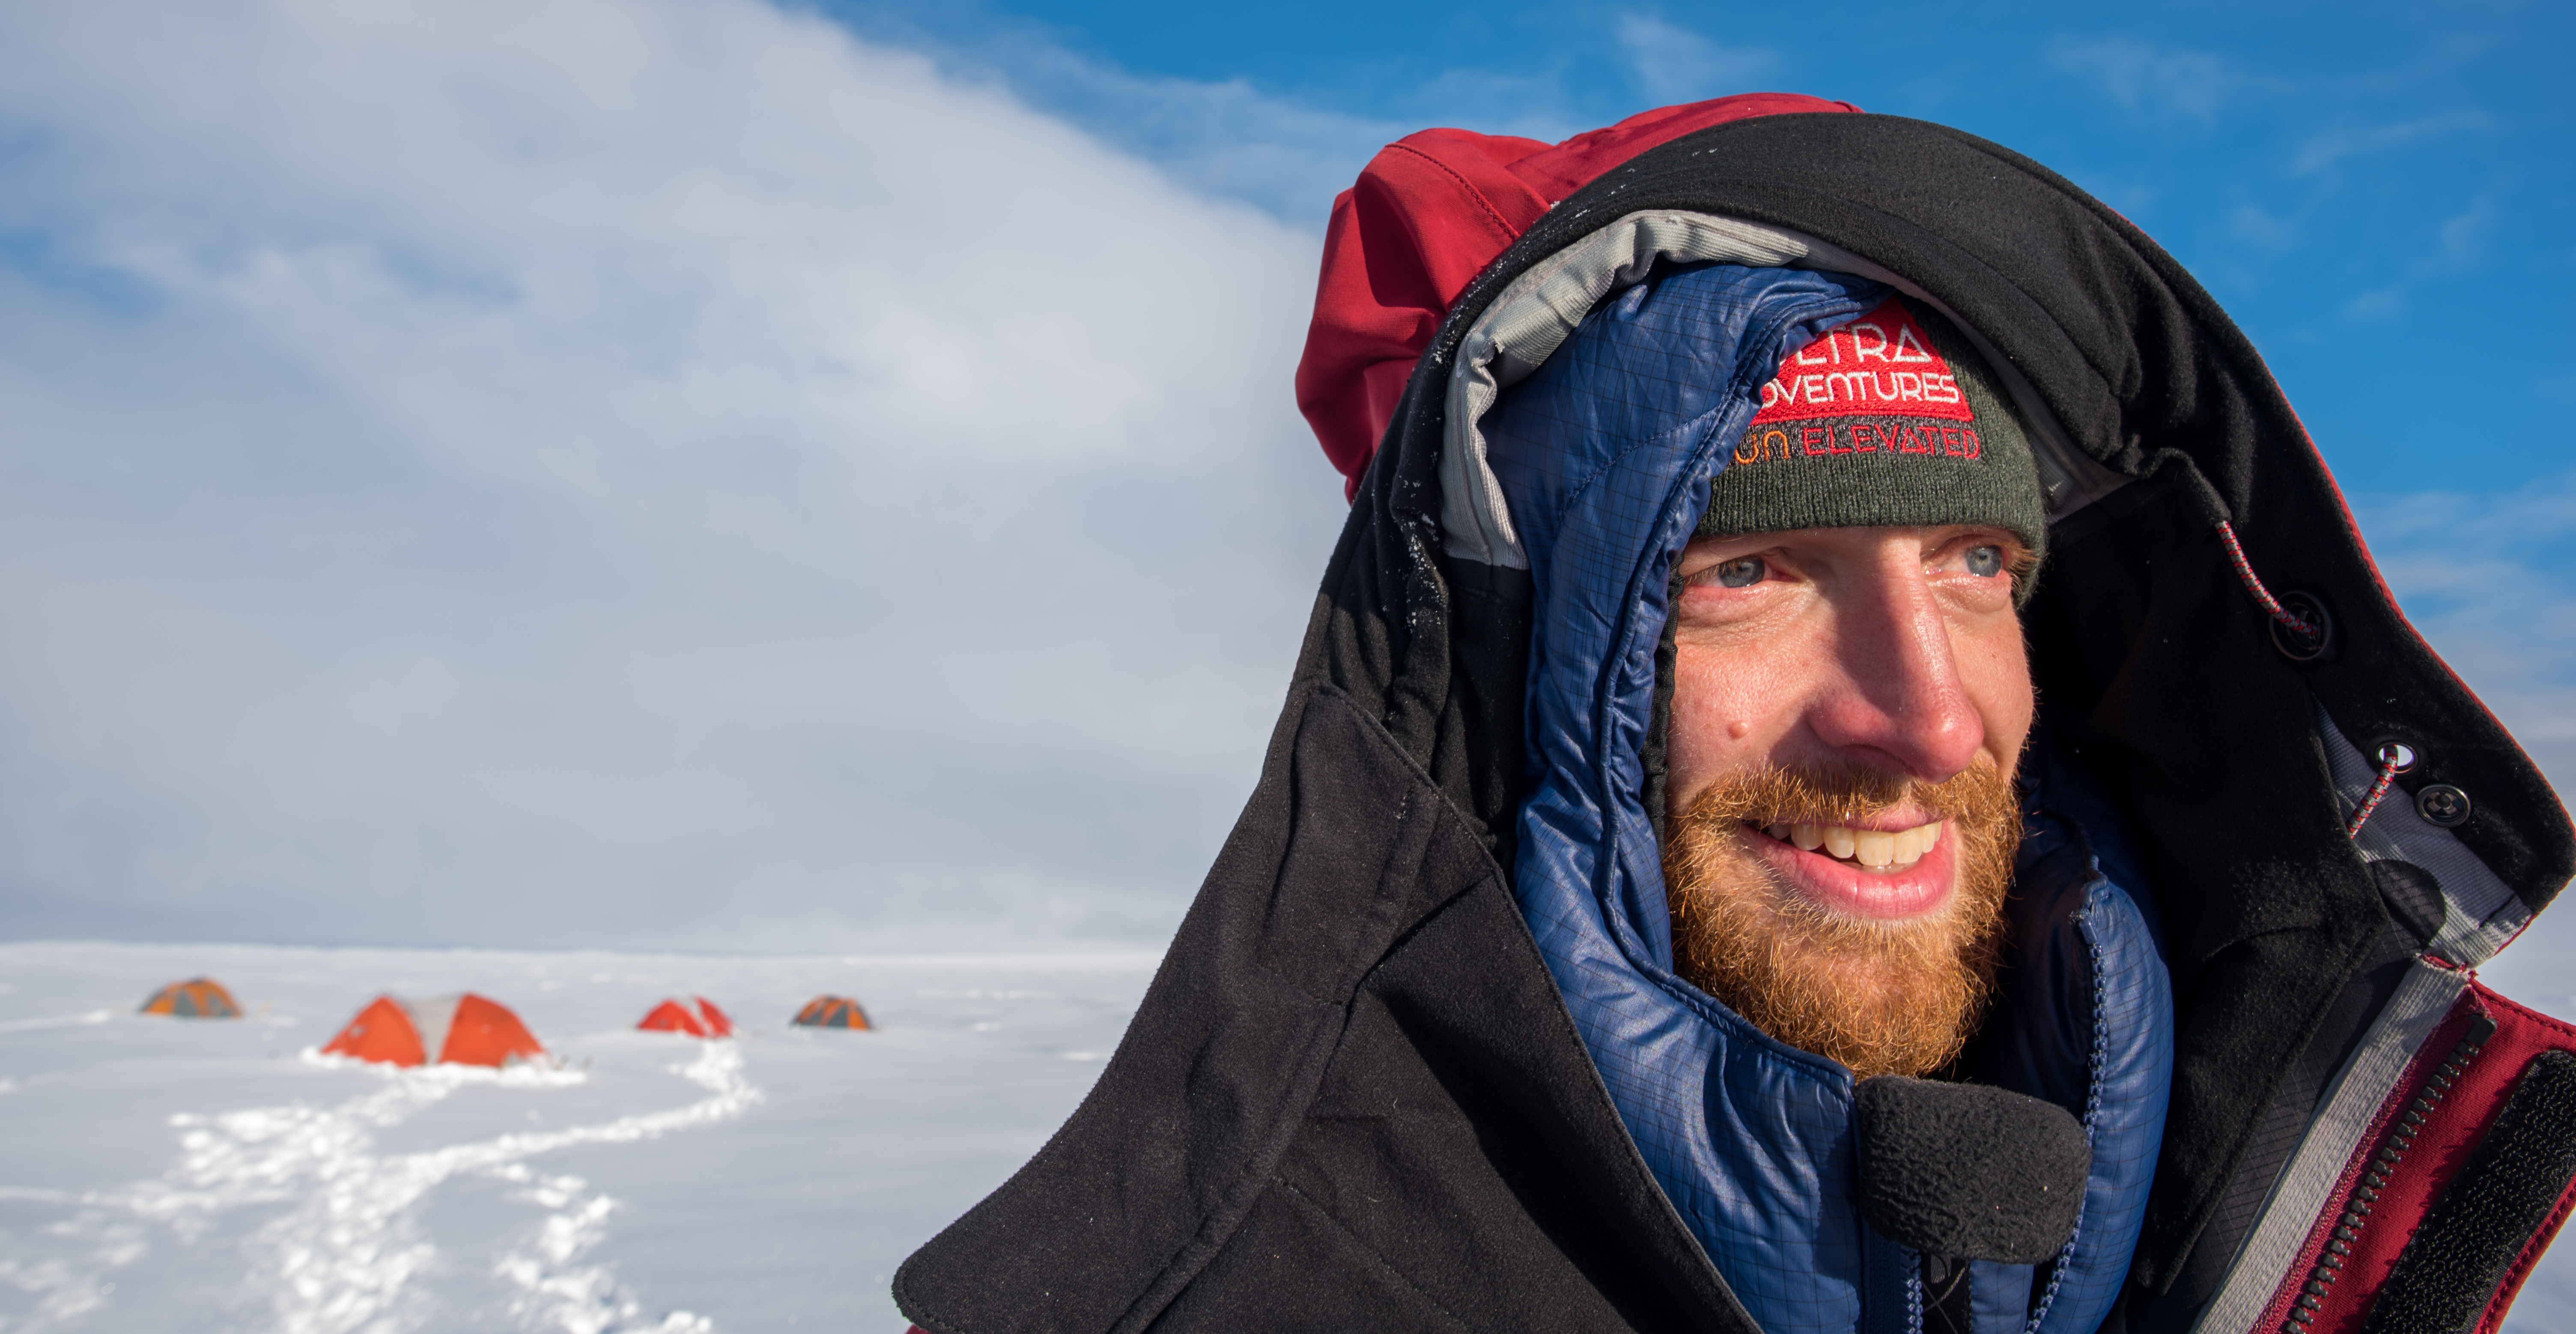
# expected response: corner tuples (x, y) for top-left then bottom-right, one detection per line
(898, 97), (2576, 1334)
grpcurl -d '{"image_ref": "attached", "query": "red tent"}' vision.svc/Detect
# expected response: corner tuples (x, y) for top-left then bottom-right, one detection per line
(140, 977), (242, 1018)
(322, 993), (544, 1068)
(637, 996), (734, 1038)
(793, 995), (872, 1030)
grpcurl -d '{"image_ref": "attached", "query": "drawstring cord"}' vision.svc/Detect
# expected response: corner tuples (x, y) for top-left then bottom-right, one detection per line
(2216, 520), (2320, 643)
(2217, 521), (2395, 840)
(2346, 759), (2401, 840)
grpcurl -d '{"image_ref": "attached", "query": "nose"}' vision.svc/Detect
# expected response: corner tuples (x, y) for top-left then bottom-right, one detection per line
(1804, 542), (1987, 782)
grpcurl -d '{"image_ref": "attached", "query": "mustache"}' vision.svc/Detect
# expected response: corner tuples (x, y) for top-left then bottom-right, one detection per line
(1675, 756), (2014, 830)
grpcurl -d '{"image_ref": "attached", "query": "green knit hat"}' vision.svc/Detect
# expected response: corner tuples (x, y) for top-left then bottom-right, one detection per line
(1701, 296), (2046, 580)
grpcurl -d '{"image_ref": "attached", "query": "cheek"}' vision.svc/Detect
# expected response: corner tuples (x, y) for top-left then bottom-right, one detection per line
(1958, 620), (2036, 765)
(1667, 643), (1794, 813)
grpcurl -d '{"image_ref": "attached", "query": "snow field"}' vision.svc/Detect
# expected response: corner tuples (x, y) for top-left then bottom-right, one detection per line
(5, 926), (2576, 1333)
(0, 942), (1156, 1333)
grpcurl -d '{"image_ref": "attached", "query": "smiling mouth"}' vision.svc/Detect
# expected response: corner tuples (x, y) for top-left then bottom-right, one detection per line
(1755, 820), (1943, 871)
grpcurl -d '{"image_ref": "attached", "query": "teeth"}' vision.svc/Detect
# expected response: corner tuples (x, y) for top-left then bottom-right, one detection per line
(1764, 819), (1944, 870)
(1854, 829), (1895, 867)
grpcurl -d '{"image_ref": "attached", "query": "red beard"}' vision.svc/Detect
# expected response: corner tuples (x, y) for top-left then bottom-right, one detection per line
(1661, 759), (2019, 1079)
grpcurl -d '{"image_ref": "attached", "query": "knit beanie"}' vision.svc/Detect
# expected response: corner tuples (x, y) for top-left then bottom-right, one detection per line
(1701, 295), (2047, 575)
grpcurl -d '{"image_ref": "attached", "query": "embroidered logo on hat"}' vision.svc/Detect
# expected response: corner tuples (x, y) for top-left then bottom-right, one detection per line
(1733, 298), (1992, 466)
(1752, 298), (1969, 425)
(1699, 293), (2045, 590)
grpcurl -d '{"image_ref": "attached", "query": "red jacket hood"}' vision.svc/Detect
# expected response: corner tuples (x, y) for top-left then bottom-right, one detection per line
(1292, 94), (1862, 501)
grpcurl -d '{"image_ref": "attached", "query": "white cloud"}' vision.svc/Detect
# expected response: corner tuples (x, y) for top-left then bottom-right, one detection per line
(2045, 36), (2240, 122)
(2226, 202), (2299, 253)
(912, 29), (1406, 227)
(1616, 15), (1776, 104)
(2343, 289), (2404, 320)
(2436, 194), (2498, 267)
(2357, 480), (2576, 797)
(844, 15), (1591, 226)
(2336, 192), (2494, 322)
(0, 0), (1348, 950)
(2293, 110), (2490, 174)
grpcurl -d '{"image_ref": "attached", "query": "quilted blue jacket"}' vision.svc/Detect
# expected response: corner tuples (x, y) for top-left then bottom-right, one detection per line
(1485, 261), (2172, 1334)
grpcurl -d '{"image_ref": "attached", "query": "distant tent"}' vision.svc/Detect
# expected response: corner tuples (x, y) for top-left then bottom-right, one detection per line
(322, 992), (545, 1068)
(637, 996), (734, 1038)
(140, 977), (242, 1018)
(793, 995), (872, 1030)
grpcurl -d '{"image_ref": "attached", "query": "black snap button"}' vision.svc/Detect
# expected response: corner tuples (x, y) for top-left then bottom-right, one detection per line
(2416, 784), (2472, 828)
(2272, 592), (2334, 661)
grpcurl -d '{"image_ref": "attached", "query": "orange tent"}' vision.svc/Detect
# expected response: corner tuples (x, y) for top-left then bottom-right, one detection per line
(322, 992), (544, 1068)
(140, 977), (242, 1018)
(637, 996), (734, 1038)
(793, 995), (872, 1030)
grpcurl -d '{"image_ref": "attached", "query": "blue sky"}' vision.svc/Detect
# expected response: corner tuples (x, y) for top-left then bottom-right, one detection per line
(0, 0), (2568, 950)
(824, 0), (2575, 495)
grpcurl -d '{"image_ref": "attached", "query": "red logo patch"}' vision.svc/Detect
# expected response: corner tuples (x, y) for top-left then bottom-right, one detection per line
(1748, 298), (1972, 426)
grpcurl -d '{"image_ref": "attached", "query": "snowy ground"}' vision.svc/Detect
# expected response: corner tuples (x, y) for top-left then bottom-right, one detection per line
(4, 932), (2576, 1334)
(0, 942), (1157, 1333)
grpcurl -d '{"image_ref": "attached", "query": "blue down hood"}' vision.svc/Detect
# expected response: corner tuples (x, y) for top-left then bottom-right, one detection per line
(1480, 260), (2176, 1334)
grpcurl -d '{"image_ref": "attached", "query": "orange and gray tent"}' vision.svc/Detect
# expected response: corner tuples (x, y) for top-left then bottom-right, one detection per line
(140, 977), (241, 1018)
(638, 996), (734, 1038)
(793, 995), (871, 1030)
(322, 992), (545, 1067)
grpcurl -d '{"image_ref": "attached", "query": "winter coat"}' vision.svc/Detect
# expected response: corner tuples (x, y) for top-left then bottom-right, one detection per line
(897, 100), (2576, 1334)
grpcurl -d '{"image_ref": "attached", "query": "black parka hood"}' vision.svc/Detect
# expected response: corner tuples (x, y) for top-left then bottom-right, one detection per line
(897, 111), (2575, 1334)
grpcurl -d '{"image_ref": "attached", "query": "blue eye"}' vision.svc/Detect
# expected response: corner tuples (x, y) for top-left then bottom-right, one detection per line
(1714, 557), (1765, 588)
(1965, 545), (2004, 578)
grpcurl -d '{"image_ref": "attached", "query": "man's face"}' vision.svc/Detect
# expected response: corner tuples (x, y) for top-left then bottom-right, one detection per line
(1662, 524), (2036, 1078)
